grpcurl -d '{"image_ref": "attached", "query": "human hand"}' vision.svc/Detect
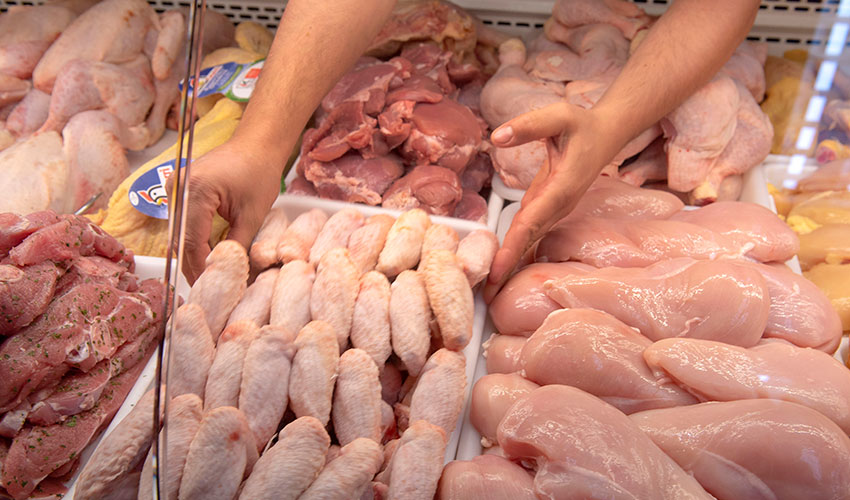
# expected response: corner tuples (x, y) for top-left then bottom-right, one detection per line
(482, 102), (624, 303)
(171, 139), (285, 284)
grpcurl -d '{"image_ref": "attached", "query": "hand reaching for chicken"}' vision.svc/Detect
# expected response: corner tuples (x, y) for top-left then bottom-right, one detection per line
(483, 102), (625, 303)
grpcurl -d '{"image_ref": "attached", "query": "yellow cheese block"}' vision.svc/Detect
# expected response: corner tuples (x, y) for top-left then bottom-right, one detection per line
(98, 99), (243, 257)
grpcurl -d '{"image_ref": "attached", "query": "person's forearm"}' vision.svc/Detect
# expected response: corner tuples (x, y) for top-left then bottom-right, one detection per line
(231, 0), (397, 169)
(592, 0), (759, 150)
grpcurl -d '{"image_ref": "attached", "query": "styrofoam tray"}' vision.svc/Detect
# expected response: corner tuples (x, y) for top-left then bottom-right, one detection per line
(457, 162), (847, 460)
(63, 255), (189, 499)
(283, 160), (504, 234)
(269, 194), (488, 463)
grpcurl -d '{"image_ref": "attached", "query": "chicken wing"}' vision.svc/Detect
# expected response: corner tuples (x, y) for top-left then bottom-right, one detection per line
(456, 229), (499, 287)
(309, 207), (365, 267)
(238, 416), (330, 500)
(348, 214), (394, 275)
(311, 248), (359, 351)
(420, 250), (473, 351)
(249, 206), (289, 270)
(409, 348), (467, 436)
(376, 208), (430, 278)
(239, 325), (296, 451)
(187, 240), (249, 340)
(269, 259), (314, 335)
(203, 320), (258, 410)
(390, 270), (431, 376)
(300, 438), (383, 500)
(289, 321), (339, 425)
(169, 303), (215, 399)
(333, 349), (383, 446)
(226, 267), (278, 328)
(387, 420), (447, 500)
(179, 406), (258, 500)
(350, 271), (392, 367)
(277, 208), (328, 264)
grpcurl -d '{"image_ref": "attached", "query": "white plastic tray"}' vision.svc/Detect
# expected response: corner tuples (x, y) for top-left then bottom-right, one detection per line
(63, 255), (188, 499)
(269, 194), (489, 463)
(456, 163), (847, 460)
(283, 165), (504, 234)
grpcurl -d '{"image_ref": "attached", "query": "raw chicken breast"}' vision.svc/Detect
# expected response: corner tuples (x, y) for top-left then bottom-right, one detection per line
(225, 267), (278, 328)
(537, 208), (792, 267)
(632, 400), (850, 500)
(489, 262), (593, 336)
(187, 240), (249, 340)
(734, 260), (842, 353)
(238, 417), (330, 500)
(348, 214), (394, 275)
(269, 260), (314, 335)
(376, 208), (431, 277)
(311, 248), (359, 351)
(497, 385), (712, 500)
(409, 348), (467, 436)
(289, 321), (339, 426)
(420, 250), (474, 350)
(390, 270), (431, 376)
(277, 208), (328, 264)
(483, 334), (526, 374)
(523, 309), (697, 413)
(437, 455), (536, 500)
(470, 373), (539, 447)
(387, 420), (447, 500)
(568, 175), (685, 221)
(249, 206), (288, 269)
(300, 438), (383, 500)
(350, 271), (392, 367)
(239, 325), (296, 451)
(670, 201), (798, 263)
(544, 258), (770, 346)
(644, 338), (850, 433)
(179, 406), (258, 500)
(309, 207), (365, 267)
(332, 349), (383, 446)
(203, 320), (258, 410)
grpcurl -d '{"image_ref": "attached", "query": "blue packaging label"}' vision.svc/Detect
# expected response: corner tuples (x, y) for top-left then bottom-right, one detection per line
(128, 159), (186, 219)
(180, 59), (265, 102)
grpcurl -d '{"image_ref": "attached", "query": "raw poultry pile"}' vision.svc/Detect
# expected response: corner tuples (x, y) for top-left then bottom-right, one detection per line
(288, 0), (507, 223)
(0, 0), (242, 216)
(441, 176), (849, 499)
(770, 159), (850, 336)
(0, 211), (164, 500)
(479, 0), (773, 206)
(74, 205), (499, 499)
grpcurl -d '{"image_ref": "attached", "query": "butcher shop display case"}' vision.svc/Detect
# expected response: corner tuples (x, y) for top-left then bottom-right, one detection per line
(3, 0), (850, 499)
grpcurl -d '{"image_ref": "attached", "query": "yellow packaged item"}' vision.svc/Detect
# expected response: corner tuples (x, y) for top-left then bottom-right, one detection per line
(97, 99), (243, 257)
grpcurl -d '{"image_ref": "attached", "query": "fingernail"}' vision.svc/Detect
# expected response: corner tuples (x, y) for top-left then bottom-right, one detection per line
(491, 126), (513, 144)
